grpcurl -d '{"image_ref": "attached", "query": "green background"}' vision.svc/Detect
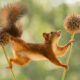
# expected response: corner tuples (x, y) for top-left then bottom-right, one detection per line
(0, 0), (80, 80)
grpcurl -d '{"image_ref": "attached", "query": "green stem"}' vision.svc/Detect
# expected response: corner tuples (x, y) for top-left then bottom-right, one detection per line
(1, 46), (16, 80)
(61, 33), (75, 80)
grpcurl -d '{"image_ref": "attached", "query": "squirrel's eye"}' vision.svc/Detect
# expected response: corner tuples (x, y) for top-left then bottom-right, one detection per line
(51, 32), (53, 34)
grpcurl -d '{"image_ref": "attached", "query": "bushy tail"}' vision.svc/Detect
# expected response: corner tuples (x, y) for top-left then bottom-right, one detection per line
(0, 2), (28, 37)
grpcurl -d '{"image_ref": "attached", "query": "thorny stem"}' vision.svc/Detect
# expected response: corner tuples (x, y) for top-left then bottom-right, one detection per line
(61, 33), (75, 80)
(1, 45), (16, 80)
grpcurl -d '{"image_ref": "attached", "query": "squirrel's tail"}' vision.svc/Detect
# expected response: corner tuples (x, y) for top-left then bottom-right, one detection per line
(0, 2), (27, 37)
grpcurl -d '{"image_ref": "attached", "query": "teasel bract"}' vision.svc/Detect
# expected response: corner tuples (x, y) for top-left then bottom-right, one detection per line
(64, 14), (80, 34)
(0, 32), (9, 46)
(62, 14), (80, 80)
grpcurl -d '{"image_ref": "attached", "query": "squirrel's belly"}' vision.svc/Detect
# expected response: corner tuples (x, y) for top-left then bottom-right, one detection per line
(18, 51), (47, 61)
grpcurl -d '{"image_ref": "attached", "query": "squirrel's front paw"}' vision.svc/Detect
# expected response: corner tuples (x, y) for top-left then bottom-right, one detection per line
(67, 40), (74, 46)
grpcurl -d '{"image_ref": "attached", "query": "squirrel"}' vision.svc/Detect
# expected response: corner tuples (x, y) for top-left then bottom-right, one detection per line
(0, 2), (74, 70)
(0, 2), (27, 45)
(0, 31), (74, 70)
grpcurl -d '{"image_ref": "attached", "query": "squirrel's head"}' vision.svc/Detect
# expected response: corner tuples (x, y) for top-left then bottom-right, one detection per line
(43, 30), (61, 44)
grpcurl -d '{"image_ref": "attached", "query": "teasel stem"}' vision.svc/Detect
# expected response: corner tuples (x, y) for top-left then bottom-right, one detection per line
(1, 45), (16, 80)
(61, 33), (75, 80)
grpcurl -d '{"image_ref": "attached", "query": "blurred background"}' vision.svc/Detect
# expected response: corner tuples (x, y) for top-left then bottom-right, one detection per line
(0, 0), (80, 80)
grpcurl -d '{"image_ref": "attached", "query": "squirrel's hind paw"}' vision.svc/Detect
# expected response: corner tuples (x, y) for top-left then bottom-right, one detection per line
(6, 64), (12, 69)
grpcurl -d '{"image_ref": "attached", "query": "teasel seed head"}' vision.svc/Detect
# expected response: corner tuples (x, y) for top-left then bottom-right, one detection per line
(64, 14), (80, 34)
(0, 32), (9, 46)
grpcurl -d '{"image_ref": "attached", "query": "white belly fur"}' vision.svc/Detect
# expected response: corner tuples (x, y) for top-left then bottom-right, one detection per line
(18, 50), (47, 61)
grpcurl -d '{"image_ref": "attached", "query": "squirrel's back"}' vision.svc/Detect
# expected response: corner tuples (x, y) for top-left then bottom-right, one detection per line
(0, 2), (28, 37)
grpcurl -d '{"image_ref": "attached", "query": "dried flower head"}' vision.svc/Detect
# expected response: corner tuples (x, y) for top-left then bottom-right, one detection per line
(64, 14), (80, 34)
(0, 32), (9, 46)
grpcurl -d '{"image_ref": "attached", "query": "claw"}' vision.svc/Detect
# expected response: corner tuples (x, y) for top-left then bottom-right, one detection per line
(64, 65), (69, 70)
(67, 40), (74, 46)
(6, 65), (12, 69)
(70, 40), (74, 43)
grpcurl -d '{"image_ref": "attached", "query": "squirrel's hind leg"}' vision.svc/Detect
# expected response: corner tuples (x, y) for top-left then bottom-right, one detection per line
(46, 53), (68, 70)
(6, 57), (31, 69)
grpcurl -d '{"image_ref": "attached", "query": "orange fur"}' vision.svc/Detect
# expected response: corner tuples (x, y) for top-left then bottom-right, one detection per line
(2, 31), (74, 70)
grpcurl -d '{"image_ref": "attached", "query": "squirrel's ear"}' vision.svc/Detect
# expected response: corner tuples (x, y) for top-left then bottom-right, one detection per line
(43, 33), (47, 38)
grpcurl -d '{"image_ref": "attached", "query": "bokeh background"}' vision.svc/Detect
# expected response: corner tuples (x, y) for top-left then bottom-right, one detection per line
(0, 0), (80, 80)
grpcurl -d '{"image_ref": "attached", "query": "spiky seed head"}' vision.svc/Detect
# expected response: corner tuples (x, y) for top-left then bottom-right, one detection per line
(64, 14), (80, 34)
(0, 32), (9, 46)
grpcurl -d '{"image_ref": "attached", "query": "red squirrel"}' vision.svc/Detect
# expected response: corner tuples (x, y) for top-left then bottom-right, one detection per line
(0, 2), (27, 45)
(0, 3), (73, 70)
(0, 31), (73, 70)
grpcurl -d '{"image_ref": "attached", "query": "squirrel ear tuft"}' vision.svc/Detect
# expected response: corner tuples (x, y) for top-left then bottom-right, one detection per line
(43, 33), (47, 38)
